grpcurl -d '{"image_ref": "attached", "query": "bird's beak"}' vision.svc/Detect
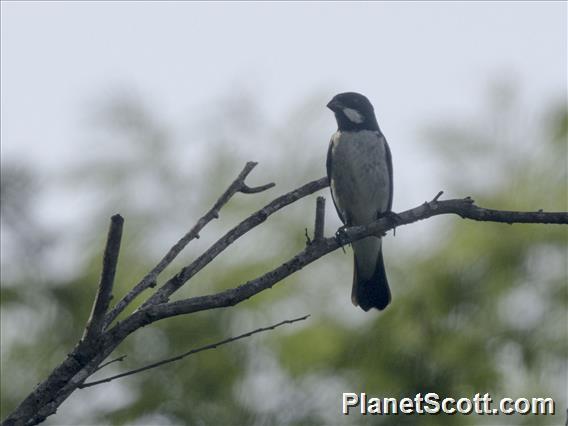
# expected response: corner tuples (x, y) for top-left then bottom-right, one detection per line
(327, 99), (342, 112)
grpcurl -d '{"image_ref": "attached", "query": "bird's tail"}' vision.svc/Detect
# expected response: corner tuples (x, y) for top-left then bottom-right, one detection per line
(351, 237), (391, 311)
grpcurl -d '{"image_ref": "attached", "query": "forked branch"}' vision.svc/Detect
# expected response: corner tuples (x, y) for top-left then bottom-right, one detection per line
(109, 194), (567, 331)
(104, 161), (275, 327)
(4, 163), (567, 426)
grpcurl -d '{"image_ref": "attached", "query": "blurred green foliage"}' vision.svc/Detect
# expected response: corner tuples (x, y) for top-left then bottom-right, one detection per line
(1, 88), (566, 425)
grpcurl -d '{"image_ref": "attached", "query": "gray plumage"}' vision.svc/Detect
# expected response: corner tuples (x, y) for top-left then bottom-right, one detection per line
(326, 92), (393, 311)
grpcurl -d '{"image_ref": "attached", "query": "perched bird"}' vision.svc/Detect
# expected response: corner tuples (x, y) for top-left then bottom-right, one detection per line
(326, 92), (393, 311)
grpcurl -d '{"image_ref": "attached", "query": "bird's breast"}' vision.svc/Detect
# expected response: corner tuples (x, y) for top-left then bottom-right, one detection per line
(330, 130), (390, 225)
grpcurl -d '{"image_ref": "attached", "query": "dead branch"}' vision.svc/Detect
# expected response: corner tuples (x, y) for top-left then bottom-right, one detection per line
(80, 314), (309, 388)
(314, 196), (326, 241)
(93, 355), (127, 373)
(142, 176), (327, 306)
(111, 195), (568, 329)
(2, 164), (319, 426)
(104, 161), (273, 328)
(83, 214), (124, 341)
(3, 164), (567, 426)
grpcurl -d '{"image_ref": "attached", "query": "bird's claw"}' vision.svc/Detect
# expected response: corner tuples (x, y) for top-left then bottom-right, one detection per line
(380, 211), (402, 236)
(384, 211), (402, 225)
(335, 226), (349, 253)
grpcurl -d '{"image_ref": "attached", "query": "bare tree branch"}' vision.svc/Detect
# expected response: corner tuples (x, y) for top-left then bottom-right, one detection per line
(431, 190), (444, 202)
(142, 176), (328, 306)
(111, 195), (568, 331)
(80, 314), (309, 388)
(93, 355), (127, 373)
(104, 162), (273, 328)
(83, 214), (123, 341)
(240, 182), (276, 194)
(314, 196), (326, 242)
(438, 199), (568, 224)
(4, 168), (567, 426)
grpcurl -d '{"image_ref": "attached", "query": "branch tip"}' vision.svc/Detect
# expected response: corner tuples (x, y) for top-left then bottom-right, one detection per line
(83, 215), (124, 341)
(241, 182), (276, 194)
(237, 162), (275, 194)
(111, 214), (124, 223)
(314, 196), (326, 241)
(431, 191), (444, 203)
(304, 228), (312, 245)
(95, 355), (127, 373)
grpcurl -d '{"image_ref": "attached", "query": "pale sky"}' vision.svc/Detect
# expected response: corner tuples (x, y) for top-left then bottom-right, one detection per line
(1, 1), (566, 223)
(2, 1), (565, 159)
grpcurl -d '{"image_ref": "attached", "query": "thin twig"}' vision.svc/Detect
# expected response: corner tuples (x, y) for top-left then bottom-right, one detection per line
(94, 355), (127, 373)
(83, 214), (124, 341)
(304, 228), (311, 245)
(104, 162), (273, 328)
(431, 190), (444, 202)
(241, 182), (276, 193)
(314, 196), (326, 241)
(80, 314), (310, 388)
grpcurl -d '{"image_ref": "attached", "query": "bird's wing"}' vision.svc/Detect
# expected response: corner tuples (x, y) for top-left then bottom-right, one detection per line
(384, 137), (394, 212)
(326, 138), (346, 224)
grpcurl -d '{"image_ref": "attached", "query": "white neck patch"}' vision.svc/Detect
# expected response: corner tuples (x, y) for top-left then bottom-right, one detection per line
(343, 107), (364, 124)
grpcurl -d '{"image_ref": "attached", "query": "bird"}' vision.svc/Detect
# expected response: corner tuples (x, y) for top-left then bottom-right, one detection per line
(326, 92), (393, 311)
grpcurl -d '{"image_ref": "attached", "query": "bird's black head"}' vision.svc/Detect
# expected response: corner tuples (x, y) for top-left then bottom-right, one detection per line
(327, 92), (380, 132)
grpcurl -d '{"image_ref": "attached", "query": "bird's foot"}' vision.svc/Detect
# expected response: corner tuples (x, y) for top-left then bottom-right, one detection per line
(380, 211), (402, 236)
(384, 211), (402, 225)
(335, 226), (349, 253)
